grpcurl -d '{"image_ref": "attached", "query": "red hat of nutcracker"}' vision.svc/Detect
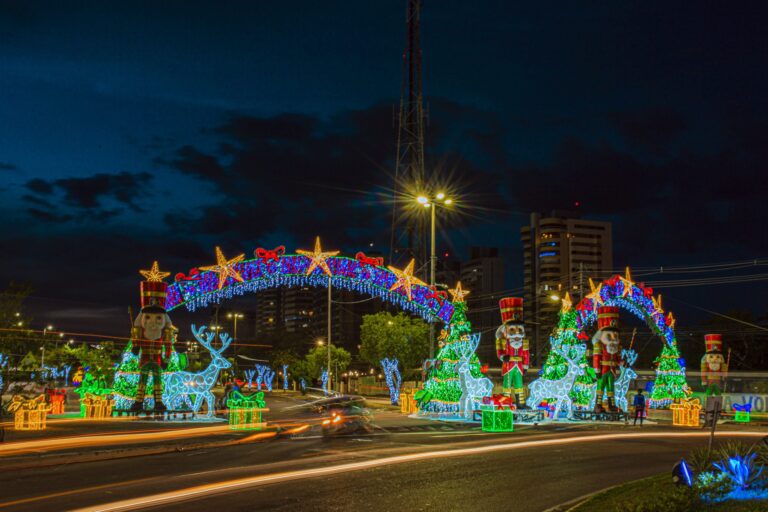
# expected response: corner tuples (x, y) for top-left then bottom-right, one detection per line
(597, 306), (620, 332)
(499, 297), (524, 326)
(704, 334), (723, 353)
(140, 281), (168, 313)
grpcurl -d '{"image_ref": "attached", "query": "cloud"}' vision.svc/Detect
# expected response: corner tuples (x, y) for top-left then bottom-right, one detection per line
(22, 171), (152, 222)
(607, 108), (687, 155)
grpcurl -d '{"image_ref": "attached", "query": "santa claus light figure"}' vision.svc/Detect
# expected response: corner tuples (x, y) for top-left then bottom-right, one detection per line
(592, 306), (623, 412)
(701, 334), (728, 396)
(495, 297), (530, 409)
(129, 278), (175, 413)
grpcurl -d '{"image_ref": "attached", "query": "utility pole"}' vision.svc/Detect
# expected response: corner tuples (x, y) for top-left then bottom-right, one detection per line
(327, 277), (332, 394)
(429, 200), (436, 358)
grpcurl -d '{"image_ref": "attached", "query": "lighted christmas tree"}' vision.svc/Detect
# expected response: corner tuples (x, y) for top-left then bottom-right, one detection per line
(112, 343), (186, 410)
(417, 284), (488, 416)
(648, 342), (691, 408)
(538, 294), (596, 409)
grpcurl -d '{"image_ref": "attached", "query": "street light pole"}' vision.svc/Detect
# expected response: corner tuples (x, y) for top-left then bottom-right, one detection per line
(429, 201), (436, 359)
(327, 276), (332, 393)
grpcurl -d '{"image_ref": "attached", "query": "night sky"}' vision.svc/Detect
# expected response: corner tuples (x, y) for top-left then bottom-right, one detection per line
(1, 1), (767, 337)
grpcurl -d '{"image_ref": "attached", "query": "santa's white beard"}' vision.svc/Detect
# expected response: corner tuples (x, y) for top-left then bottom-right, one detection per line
(510, 336), (523, 349)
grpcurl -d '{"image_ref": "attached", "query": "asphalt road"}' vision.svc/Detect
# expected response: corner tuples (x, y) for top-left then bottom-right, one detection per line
(0, 395), (764, 511)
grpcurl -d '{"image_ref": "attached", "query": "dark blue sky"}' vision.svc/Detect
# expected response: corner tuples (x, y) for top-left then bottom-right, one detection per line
(1, 1), (767, 334)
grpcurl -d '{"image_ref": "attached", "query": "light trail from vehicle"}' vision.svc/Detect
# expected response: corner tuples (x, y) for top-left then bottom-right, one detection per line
(74, 430), (768, 511)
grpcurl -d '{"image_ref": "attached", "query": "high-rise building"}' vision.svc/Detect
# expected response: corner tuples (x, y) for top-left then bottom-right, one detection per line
(521, 211), (613, 364)
(461, 247), (505, 362)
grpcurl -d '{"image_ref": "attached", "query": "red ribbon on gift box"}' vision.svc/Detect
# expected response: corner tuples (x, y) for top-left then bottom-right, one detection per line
(175, 268), (201, 282)
(425, 286), (448, 306)
(482, 394), (516, 410)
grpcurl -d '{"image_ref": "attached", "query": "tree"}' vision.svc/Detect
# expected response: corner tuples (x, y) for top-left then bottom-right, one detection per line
(0, 283), (35, 406)
(649, 342), (691, 408)
(304, 345), (351, 386)
(359, 312), (429, 371)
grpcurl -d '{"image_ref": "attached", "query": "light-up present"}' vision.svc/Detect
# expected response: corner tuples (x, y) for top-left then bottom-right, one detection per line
(82, 393), (115, 419)
(227, 390), (268, 430)
(8, 395), (51, 430)
(670, 398), (701, 427)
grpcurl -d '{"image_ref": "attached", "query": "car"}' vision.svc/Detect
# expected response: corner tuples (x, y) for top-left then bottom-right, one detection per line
(321, 396), (374, 437)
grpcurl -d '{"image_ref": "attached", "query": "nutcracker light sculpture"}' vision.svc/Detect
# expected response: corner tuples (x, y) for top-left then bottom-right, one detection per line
(495, 297), (530, 409)
(130, 262), (176, 413)
(700, 334), (727, 396)
(592, 306), (624, 412)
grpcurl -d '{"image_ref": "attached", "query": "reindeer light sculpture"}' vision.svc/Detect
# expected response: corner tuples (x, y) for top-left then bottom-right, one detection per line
(615, 349), (638, 413)
(163, 324), (232, 418)
(527, 342), (587, 420)
(456, 333), (493, 419)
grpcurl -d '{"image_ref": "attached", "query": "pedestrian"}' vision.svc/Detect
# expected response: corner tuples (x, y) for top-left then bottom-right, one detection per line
(633, 388), (646, 426)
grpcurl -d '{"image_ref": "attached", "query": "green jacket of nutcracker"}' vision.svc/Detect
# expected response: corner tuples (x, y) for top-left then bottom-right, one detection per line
(129, 265), (176, 413)
(701, 334), (727, 396)
(495, 297), (529, 408)
(592, 306), (623, 412)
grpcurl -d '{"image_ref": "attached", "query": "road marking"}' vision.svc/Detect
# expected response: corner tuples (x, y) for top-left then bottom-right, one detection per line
(71, 431), (767, 512)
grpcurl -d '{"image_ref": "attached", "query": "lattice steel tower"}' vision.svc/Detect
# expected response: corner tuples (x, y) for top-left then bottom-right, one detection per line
(390, 0), (428, 277)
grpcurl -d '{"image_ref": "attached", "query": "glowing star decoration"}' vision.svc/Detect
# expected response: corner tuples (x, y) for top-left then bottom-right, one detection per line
(652, 294), (664, 315)
(448, 281), (470, 303)
(561, 292), (572, 312)
(526, 341), (587, 419)
(139, 261), (171, 283)
(619, 267), (634, 297)
(586, 278), (604, 306)
(296, 237), (339, 276)
(200, 247), (245, 290)
(666, 312), (676, 329)
(381, 358), (402, 405)
(388, 259), (425, 301)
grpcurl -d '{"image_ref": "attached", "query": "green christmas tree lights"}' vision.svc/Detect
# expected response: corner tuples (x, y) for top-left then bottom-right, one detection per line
(649, 342), (691, 408)
(417, 301), (486, 415)
(539, 296), (596, 409)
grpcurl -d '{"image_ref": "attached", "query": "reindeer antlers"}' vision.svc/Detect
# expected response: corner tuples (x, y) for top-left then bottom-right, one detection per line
(191, 324), (232, 354)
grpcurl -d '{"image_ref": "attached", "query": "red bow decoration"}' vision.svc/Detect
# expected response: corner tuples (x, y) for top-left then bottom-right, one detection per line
(480, 364), (489, 374)
(482, 394), (516, 410)
(643, 285), (654, 298)
(425, 286), (448, 306)
(175, 268), (201, 282)
(607, 275), (621, 287)
(255, 246), (285, 263)
(355, 252), (384, 267)
(577, 331), (589, 341)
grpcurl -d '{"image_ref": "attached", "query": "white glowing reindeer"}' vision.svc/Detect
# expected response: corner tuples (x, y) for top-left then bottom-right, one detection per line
(456, 334), (493, 419)
(163, 325), (232, 418)
(614, 349), (638, 413)
(527, 343), (586, 419)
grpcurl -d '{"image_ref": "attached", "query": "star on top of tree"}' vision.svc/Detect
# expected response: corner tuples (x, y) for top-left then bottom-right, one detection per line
(448, 281), (470, 303)
(296, 236), (339, 276)
(200, 246), (245, 290)
(139, 261), (170, 282)
(387, 259), (425, 301)
(561, 291), (572, 312)
(619, 267), (634, 297)
(586, 278), (604, 306)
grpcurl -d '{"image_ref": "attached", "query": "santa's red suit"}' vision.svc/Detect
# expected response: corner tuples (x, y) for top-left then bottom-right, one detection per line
(495, 297), (530, 407)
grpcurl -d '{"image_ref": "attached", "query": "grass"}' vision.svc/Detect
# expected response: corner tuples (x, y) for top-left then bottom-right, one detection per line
(571, 473), (768, 512)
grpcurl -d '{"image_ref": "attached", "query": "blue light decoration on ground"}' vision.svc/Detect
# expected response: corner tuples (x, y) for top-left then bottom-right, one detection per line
(244, 368), (256, 389)
(282, 364), (289, 390)
(112, 325), (232, 418)
(380, 358), (401, 405)
(733, 403), (751, 423)
(568, 268), (690, 409)
(0, 353), (8, 390)
(321, 370), (328, 395)
(300, 378), (306, 391)
(614, 349), (638, 413)
(714, 454), (764, 489)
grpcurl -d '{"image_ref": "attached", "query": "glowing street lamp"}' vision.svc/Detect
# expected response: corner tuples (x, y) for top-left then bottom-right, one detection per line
(227, 312), (244, 355)
(415, 192), (454, 358)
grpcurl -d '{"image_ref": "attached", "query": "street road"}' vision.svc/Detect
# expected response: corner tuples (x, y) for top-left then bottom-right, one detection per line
(0, 396), (764, 511)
